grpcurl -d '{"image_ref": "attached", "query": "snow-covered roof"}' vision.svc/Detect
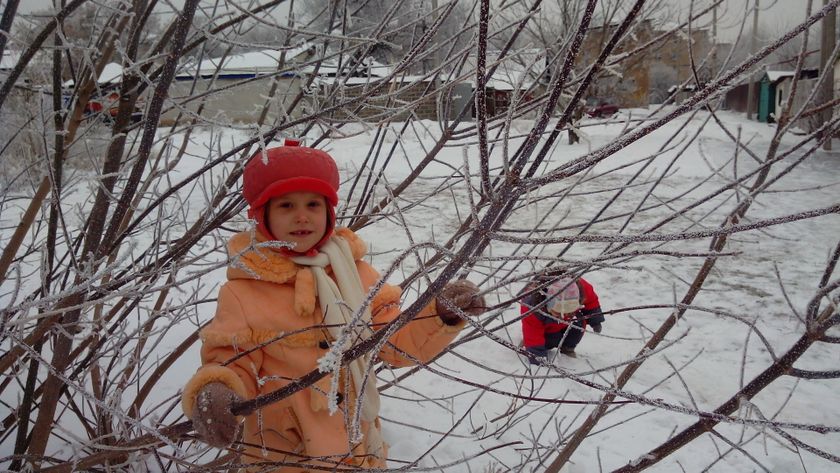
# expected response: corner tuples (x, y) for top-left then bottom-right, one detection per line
(98, 62), (123, 84)
(61, 62), (123, 87)
(310, 74), (429, 86)
(765, 68), (820, 84)
(766, 70), (795, 82)
(178, 44), (313, 78)
(485, 77), (527, 91)
(467, 50), (546, 91)
(299, 56), (394, 79)
(485, 67), (538, 91)
(652, 21), (710, 35)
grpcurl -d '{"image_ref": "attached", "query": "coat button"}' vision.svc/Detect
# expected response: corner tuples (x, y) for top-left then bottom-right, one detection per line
(319, 340), (329, 349)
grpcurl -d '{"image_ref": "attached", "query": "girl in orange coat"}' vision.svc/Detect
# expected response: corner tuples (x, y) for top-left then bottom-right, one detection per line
(182, 142), (486, 471)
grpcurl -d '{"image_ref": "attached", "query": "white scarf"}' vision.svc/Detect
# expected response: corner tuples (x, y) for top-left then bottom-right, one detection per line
(292, 236), (384, 456)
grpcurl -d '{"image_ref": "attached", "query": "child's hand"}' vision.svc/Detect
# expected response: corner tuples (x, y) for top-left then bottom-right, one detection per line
(191, 382), (242, 448)
(436, 279), (487, 325)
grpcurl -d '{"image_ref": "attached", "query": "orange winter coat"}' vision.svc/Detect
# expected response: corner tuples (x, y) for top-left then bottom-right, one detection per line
(182, 228), (463, 471)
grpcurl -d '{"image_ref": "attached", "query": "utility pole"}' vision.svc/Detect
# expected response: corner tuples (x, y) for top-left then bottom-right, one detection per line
(710, 2), (718, 83)
(820, 0), (836, 150)
(432, 0), (440, 72)
(745, 0), (760, 120)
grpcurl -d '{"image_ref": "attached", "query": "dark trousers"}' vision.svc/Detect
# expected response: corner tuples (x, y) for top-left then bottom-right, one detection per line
(544, 320), (584, 350)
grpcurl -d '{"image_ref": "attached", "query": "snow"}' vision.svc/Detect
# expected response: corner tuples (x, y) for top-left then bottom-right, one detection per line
(177, 44), (312, 78)
(206, 109), (838, 470)
(765, 70), (797, 83)
(60, 61), (124, 87)
(466, 49), (545, 91)
(2, 106), (839, 471)
(311, 74), (430, 85)
(97, 62), (124, 84)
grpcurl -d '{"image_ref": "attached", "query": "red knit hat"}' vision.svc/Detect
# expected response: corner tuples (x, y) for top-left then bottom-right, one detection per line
(243, 141), (339, 252)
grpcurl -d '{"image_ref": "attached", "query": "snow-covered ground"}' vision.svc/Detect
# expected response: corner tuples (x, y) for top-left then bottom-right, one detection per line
(2, 106), (838, 471)
(360, 110), (840, 472)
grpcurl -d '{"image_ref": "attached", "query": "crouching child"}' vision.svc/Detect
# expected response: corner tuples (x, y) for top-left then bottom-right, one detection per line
(520, 275), (604, 364)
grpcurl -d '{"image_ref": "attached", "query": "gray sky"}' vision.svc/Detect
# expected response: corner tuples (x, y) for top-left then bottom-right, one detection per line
(697, 0), (817, 42)
(14, 0), (816, 43)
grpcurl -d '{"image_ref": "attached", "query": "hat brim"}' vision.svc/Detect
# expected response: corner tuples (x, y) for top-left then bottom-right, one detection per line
(251, 177), (339, 209)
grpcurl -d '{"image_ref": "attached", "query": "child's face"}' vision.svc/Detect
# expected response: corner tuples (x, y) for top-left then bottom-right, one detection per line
(266, 192), (328, 253)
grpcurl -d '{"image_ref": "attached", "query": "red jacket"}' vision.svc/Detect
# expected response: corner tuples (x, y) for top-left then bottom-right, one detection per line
(520, 278), (602, 348)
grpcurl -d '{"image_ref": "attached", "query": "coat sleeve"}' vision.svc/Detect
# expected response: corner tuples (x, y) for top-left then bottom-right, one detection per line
(521, 305), (547, 349)
(357, 261), (464, 368)
(519, 282), (547, 348)
(578, 278), (605, 325)
(181, 284), (264, 417)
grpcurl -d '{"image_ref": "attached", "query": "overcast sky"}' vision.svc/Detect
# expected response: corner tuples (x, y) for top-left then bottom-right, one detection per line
(15, 0), (817, 43)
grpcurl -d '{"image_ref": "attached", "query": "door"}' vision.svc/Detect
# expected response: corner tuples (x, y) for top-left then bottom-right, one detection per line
(758, 78), (771, 122)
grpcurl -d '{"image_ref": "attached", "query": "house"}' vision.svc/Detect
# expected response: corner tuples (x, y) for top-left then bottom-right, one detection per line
(455, 49), (548, 120)
(481, 50), (547, 117)
(299, 55), (440, 121)
(162, 44), (315, 124)
(649, 24), (715, 84)
(166, 45), (443, 124)
(578, 21), (653, 107)
(722, 80), (757, 114)
(578, 20), (716, 108)
(757, 69), (819, 123)
(308, 49), (546, 123)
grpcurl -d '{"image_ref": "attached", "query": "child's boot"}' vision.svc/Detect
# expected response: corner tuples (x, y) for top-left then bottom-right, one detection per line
(560, 346), (577, 358)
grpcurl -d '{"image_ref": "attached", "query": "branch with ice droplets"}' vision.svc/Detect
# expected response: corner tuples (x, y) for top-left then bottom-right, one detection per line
(445, 315), (692, 380)
(402, 330), (840, 434)
(491, 204), (840, 245)
(806, 239), (840, 324)
(610, 302), (840, 473)
(40, 145), (603, 471)
(378, 329), (634, 405)
(739, 398), (840, 463)
(530, 0), (840, 194)
(6, 329), (186, 457)
(547, 121), (840, 472)
(378, 305), (837, 436)
(787, 368), (840, 380)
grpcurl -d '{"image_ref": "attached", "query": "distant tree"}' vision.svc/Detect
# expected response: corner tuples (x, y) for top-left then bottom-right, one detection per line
(17, 4), (162, 82)
(298, 0), (471, 73)
(648, 62), (678, 103)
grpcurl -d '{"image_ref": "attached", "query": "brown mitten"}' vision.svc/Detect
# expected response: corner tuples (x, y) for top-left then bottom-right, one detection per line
(436, 279), (487, 325)
(191, 382), (242, 448)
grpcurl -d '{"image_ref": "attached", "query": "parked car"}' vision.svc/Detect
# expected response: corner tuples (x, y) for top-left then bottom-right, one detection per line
(88, 92), (144, 124)
(586, 102), (619, 118)
(84, 91), (120, 118)
(66, 90), (143, 124)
